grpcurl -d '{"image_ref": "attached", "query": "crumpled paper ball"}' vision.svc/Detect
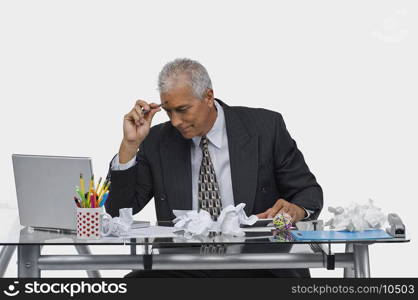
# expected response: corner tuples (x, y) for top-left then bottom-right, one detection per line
(215, 203), (258, 236)
(172, 209), (213, 236)
(173, 203), (258, 237)
(325, 199), (387, 232)
(101, 208), (133, 236)
(272, 212), (292, 232)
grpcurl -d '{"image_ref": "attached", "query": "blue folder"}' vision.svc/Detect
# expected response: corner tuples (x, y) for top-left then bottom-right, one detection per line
(291, 229), (392, 241)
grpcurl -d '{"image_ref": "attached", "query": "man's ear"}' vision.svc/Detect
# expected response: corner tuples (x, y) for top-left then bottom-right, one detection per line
(204, 89), (215, 107)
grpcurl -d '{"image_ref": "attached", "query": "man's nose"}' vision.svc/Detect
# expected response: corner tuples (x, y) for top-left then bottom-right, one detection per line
(170, 113), (182, 128)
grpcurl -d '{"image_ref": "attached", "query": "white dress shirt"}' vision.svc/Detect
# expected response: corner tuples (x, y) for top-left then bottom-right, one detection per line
(111, 100), (312, 218)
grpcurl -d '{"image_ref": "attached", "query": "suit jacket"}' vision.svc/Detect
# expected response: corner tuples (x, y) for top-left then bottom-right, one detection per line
(105, 99), (323, 221)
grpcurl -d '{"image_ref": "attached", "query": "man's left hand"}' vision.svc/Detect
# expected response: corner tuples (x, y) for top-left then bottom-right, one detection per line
(256, 198), (306, 223)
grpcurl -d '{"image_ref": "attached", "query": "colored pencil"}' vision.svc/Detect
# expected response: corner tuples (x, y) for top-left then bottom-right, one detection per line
(79, 173), (86, 200)
(75, 186), (86, 207)
(99, 192), (109, 207)
(95, 177), (102, 194)
(96, 179), (106, 199)
(87, 175), (94, 207)
(74, 196), (81, 208)
(90, 191), (95, 208)
(98, 181), (111, 203)
(93, 188), (97, 208)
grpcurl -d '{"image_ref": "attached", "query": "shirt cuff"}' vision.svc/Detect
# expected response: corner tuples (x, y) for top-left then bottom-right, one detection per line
(111, 154), (137, 171)
(302, 208), (314, 220)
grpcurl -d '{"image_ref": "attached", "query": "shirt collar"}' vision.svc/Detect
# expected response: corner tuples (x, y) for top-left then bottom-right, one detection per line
(192, 100), (225, 149)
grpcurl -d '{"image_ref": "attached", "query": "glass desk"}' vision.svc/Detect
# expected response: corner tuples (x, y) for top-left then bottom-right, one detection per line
(0, 222), (410, 278)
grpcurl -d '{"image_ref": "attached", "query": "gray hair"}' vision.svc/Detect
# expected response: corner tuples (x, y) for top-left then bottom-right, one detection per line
(158, 58), (212, 99)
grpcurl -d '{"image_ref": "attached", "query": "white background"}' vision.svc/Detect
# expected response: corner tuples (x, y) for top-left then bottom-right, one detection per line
(0, 0), (416, 277)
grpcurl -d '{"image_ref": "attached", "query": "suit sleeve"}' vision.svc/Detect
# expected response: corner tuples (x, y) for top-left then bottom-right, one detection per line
(274, 114), (323, 220)
(104, 144), (154, 217)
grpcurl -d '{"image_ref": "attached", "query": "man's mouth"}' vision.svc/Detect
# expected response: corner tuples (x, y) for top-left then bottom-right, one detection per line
(179, 126), (191, 133)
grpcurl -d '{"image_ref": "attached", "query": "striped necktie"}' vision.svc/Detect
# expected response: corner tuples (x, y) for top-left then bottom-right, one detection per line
(198, 135), (222, 220)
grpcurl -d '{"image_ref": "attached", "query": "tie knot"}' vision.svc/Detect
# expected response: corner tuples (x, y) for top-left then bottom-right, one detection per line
(199, 136), (209, 150)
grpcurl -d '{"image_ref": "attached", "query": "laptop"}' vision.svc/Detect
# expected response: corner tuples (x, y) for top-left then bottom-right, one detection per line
(12, 154), (93, 232)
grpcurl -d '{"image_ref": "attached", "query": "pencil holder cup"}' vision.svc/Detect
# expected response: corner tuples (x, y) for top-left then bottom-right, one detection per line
(76, 207), (104, 239)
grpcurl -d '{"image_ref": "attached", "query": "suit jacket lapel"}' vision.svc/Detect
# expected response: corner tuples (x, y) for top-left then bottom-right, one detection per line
(160, 127), (193, 210)
(220, 100), (259, 215)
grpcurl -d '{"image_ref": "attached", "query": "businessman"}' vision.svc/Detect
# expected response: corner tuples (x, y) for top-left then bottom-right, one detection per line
(106, 58), (323, 277)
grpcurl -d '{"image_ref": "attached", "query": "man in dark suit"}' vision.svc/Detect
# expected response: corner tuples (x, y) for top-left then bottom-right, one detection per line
(106, 58), (323, 277)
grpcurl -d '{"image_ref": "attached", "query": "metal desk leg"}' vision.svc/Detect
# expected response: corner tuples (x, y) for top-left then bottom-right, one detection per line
(130, 238), (138, 273)
(353, 243), (370, 278)
(74, 245), (101, 278)
(18, 245), (40, 278)
(0, 246), (16, 277)
(343, 243), (355, 278)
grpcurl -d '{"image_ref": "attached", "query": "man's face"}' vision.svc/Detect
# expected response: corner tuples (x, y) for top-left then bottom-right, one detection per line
(160, 84), (215, 139)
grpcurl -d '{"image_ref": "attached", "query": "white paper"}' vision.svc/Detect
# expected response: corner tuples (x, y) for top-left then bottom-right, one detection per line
(101, 208), (133, 237)
(101, 208), (177, 238)
(326, 199), (387, 232)
(173, 203), (258, 237)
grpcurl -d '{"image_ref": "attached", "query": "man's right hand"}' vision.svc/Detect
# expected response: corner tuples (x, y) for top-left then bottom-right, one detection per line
(119, 100), (161, 163)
